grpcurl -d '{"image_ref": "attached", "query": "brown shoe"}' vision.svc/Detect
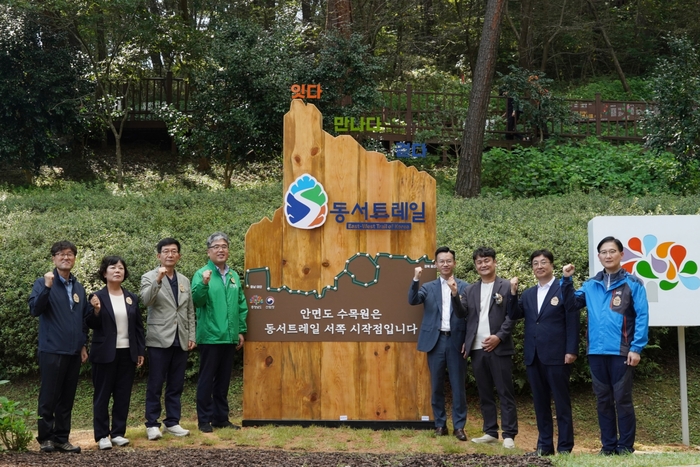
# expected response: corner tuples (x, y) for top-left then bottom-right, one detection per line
(454, 428), (467, 441)
(434, 426), (448, 436)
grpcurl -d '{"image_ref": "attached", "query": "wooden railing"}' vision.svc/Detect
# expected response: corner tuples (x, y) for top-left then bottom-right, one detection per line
(356, 84), (653, 147)
(110, 78), (653, 147)
(106, 72), (191, 129)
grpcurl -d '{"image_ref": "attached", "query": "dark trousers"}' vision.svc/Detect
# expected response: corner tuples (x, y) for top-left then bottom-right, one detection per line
(197, 344), (235, 425)
(92, 349), (136, 441)
(589, 354), (636, 453)
(37, 352), (81, 444)
(427, 334), (467, 429)
(145, 345), (188, 428)
(471, 349), (518, 439)
(527, 353), (574, 453)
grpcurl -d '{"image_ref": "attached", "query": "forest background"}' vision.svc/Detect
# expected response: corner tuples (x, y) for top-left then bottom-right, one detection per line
(3, 0), (700, 453)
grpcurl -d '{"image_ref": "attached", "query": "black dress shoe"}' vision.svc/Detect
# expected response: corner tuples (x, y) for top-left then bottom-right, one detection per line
(39, 440), (55, 452)
(525, 449), (554, 456)
(53, 442), (81, 453)
(212, 421), (241, 430)
(199, 422), (213, 433)
(434, 426), (448, 436)
(599, 449), (615, 456)
(453, 429), (467, 441)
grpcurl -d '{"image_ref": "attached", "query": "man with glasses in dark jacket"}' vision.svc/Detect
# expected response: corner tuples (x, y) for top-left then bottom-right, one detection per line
(29, 240), (89, 453)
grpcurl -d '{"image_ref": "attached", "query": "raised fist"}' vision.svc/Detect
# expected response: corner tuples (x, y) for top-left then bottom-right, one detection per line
(156, 266), (167, 283)
(413, 266), (422, 281)
(562, 264), (575, 278)
(202, 269), (212, 285)
(90, 296), (101, 315)
(510, 277), (519, 295)
(44, 271), (55, 288)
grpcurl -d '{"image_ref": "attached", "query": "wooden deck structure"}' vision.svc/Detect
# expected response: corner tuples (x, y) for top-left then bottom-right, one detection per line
(114, 77), (652, 149)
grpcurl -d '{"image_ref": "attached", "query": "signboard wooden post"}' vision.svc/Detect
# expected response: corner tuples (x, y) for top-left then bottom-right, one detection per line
(242, 100), (437, 427)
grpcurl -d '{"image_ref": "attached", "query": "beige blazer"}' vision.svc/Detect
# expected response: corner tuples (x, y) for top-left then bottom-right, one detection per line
(141, 267), (196, 350)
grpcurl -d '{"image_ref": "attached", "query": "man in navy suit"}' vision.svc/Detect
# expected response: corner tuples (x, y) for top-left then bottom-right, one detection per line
(507, 249), (579, 456)
(408, 246), (469, 440)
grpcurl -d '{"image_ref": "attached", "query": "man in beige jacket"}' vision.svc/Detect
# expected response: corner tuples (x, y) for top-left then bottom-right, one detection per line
(141, 238), (196, 440)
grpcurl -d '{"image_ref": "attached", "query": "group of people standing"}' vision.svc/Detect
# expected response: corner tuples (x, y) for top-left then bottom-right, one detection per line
(28, 233), (248, 453)
(28, 232), (649, 455)
(409, 237), (649, 456)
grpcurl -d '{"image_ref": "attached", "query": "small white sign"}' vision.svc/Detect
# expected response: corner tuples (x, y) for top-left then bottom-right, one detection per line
(588, 216), (700, 326)
(339, 415), (348, 421)
(421, 415), (430, 421)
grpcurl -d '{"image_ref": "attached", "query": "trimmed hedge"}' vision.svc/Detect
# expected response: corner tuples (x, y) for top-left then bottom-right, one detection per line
(2, 183), (699, 390)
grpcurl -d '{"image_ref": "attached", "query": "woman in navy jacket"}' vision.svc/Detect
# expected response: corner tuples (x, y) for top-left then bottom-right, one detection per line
(86, 256), (145, 450)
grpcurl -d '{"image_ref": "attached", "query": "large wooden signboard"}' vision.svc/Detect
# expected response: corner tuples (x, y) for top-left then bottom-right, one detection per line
(242, 100), (436, 427)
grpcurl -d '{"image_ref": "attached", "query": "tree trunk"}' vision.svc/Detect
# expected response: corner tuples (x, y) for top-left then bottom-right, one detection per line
(224, 143), (233, 189)
(455, 0), (506, 198)
(518, 0), (536, 69)
(301, 0), (312, 22)
(326, 0), (353, 38)
(586, 0), (630, 93)
(115, 134), (123, 190)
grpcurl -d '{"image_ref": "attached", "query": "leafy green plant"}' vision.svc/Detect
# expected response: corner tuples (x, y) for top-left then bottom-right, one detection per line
(481, 137), (694, 197)
(0, 381), (35, 452)
(644, 35), (700, 165)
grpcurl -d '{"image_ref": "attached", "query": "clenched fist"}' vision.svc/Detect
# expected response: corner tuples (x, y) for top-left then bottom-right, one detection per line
(413, 266), (422, 281)
(90, 295), (101, 316)
(446, 276), (458, 295)
(202, 269), (212, 285)
(156, 266), (167, 284)
(510, 277), (519, 295)
(562, 264), (575, 277)
(44, 271), (55, 288)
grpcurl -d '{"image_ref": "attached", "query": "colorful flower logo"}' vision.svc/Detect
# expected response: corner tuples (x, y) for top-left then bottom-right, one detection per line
(622, 235), (700, 291)
(284, 174), (328, 229)
(249, 295), (264, 306)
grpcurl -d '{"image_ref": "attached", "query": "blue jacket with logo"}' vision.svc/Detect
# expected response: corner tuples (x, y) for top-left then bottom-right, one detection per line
(562, 269), (648, 356)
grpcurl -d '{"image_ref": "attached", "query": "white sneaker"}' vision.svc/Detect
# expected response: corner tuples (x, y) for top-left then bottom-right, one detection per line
(471, 433), (498, 444)
(111, 436), (129, 446)
(146, 427), (162, 440)
(503, 437), (516, 449)
(164, 424), (190, 437)
(98, 437), (112, 450)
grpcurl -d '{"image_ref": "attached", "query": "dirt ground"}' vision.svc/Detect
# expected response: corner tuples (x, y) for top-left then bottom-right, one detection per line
(0, 448), (555, 467)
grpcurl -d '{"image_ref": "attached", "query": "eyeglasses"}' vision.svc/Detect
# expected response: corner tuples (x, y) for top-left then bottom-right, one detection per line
(160, 249), (180, 255)
(54, 252), (75, 259)
(532, 261), (550, 267)
(599, 249), (618, 257)
(208, 244), (229, 251)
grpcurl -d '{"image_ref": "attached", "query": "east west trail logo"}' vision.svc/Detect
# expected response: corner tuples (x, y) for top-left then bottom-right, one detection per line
(622, 235), (700, 291)
(284, 174), (328, 229)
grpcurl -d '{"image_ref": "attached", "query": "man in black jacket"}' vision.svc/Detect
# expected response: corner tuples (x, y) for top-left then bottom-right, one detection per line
(29, 240), (89, 454)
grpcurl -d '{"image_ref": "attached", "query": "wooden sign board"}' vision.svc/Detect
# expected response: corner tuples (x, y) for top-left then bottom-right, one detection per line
(242, 100), (437, 427)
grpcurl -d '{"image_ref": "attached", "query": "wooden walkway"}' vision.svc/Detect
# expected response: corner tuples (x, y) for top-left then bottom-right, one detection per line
(115, 77), (652, 149)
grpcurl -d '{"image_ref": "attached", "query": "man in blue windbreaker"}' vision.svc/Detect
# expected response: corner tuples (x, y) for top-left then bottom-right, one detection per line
(562, 236), (649, 455)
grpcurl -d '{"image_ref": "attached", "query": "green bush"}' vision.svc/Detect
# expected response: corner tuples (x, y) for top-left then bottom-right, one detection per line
(481, 137), (694, 197)
(559, 76), (653, 101)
